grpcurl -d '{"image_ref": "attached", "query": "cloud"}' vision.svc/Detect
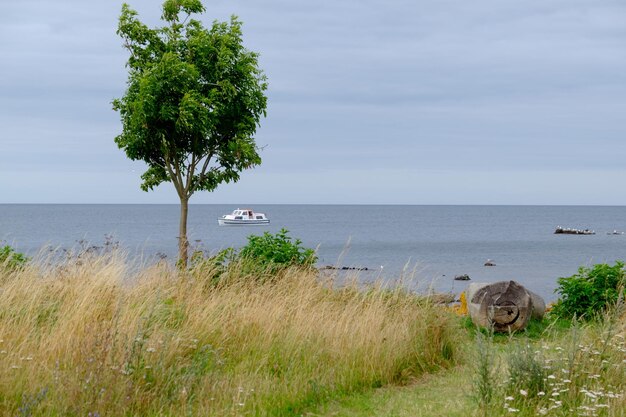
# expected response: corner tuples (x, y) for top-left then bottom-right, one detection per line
(1, 0), (625, 203)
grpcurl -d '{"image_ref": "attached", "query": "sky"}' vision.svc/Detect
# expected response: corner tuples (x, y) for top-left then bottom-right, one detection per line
(1, 0), (625, 205)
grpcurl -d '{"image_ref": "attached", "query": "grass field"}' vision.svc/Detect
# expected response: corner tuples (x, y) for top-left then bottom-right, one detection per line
(0, 251), (460, 416)
(316, 316), (626, 417)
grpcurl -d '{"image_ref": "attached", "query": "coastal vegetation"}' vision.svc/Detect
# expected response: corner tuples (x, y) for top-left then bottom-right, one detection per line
(551, 261), (625, 321)
(0, 245), (28, 271)
(113, 0), (267, 266)
(0, 240), (624, 416)
(0, 246), (458, 416)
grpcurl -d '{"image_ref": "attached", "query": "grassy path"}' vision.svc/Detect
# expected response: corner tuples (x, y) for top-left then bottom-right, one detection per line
(309, 365), (473, 417)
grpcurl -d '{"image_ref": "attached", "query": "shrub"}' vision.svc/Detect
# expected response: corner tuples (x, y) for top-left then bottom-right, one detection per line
(239, 228), (317, 272)
(551, 261), (625, 320)
(0, 244), (28, 270)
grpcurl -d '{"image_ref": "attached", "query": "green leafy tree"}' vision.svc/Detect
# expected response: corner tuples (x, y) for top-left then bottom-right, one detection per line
(113, 0), (267, 266)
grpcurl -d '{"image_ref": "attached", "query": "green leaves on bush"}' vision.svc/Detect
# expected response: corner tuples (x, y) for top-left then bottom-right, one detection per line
(239, 228), (317, 272)
(551, 261), (625, 320)
(189, 230), (317, 281)
(0, 245), (28, 270)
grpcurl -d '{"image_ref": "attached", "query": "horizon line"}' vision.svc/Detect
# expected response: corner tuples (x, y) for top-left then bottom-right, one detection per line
(2, 202), (626, 207)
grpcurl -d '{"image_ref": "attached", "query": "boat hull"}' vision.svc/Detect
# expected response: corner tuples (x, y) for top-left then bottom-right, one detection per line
(218, 218), (270, 226)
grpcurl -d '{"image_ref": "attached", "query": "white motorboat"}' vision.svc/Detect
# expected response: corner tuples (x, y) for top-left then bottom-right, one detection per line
(218, 208), (270, 226)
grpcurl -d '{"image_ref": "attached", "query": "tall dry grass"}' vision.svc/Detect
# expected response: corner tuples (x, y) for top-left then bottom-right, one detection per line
(0, 252), (460, 416)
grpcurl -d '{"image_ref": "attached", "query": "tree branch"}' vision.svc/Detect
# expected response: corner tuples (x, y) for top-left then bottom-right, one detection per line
(199, 151), (214, 178)
(163, 152), (184, 200)
(184, 152), (197, 195)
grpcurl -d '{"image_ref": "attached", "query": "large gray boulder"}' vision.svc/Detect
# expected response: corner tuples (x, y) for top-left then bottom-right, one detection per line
(466, 281), (545, 332)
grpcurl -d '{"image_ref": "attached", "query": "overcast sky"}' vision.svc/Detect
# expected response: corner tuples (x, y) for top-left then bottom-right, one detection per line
(1, 0), (625, 204)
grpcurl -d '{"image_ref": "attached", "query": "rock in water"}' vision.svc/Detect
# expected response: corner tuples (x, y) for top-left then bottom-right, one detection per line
(467, 281), (533, 332)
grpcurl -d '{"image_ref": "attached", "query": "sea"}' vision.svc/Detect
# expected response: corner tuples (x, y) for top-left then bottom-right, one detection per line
(2, 204), (626, 301)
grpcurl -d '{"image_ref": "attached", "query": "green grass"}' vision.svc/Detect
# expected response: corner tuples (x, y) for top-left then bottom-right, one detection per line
(460, 315), (573, 342)
(313, 313), (626, 417)
(309, 366), (472, 417)
(2, 249), (624, 416)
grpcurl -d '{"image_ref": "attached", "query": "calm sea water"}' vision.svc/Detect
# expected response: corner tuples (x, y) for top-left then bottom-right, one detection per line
(2, 204), (626, 301)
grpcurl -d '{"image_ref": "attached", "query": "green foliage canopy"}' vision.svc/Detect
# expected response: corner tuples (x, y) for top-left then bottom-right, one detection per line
(112, 0), (267, 197)
(112, 0), (267, 265)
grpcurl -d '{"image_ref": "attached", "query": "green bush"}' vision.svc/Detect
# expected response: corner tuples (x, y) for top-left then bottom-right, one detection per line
(0, 245), (29, 270)
(239, 228), (317, 272)
(551, 261), (625, 320)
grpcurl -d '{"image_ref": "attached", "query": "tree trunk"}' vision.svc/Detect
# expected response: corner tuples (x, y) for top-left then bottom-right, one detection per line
(178, 196), (189, 268)
(467, 281), (533, 332)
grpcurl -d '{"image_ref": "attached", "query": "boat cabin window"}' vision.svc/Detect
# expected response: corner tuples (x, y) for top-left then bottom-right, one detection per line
(256, 216), (263, 219)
